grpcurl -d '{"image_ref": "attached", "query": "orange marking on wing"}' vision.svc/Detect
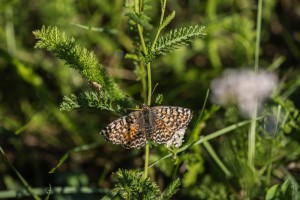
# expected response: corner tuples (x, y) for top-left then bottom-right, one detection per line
(125, 126), (138, 141)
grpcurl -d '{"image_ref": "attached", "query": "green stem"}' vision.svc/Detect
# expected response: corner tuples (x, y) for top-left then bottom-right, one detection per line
(143, 0), (169, 179)
(135, 0), (148, 55)
(143, 143), (150, 179)
(160, 0), (166, 25)
(0, 146), (41, 200)
(248, 0), (263, 171)
(150, 0), (166, 51)
(254, 0), (263, 71)
(5, 6), (16, 55)
(248, 102), (257, 169)
(265, 141), (273, 187)
(146, 63), (152, 105)
(151, 27), (162, 52)
(203, 140), (231, 177)
(135, 0), (151, 179)
(246, 102), (257, 200)
(246, 0), (263, 196)
(0, 186), (108, 199)
(141, 63), (147, 101)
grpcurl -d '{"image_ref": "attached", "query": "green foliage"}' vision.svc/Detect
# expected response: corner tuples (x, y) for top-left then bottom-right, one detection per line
(49, 142), (100, 174)
(111, 169), (160, 200)
(146, 25), (206, 63)
(159, 178), (181, 200)
(125, 0), (152, 26)
(0, 147), (41, 200)
(33, 26), (133, 113)
(126, 11), (153, 30)
(154, 93), (163, 105)
(183, 176), (231, 200)
(274, 98), (300, 134)
(159, 11), (175, 31)
(205, 12), (256, 68)
(106, 169), (180, 200)
(182, 153), (204, 187)
(59, 91), (126, 114)
(33, 27), (106, 91)
(265, 180), (295, 200)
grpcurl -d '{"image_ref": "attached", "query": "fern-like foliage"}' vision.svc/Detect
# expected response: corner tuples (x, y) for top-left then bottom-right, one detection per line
(126, 11), (153, 30)
(112, 169), (160, 200)
(33, 26), (125, 100)
(155, 93), (163, 105)
(146, 25), (206, 63)
(125, 0), (152, 30)
(60, 91), (128, 114)
(33, 26), (133, 113)
(159, 178), (181, 200)
(104, 169), (181, 200)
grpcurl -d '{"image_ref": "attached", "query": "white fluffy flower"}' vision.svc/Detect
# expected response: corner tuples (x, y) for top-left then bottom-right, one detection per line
(210, 69), (278, 118)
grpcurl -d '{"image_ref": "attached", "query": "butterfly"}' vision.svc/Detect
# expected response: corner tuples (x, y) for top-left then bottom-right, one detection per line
(100, 105), (192, 149)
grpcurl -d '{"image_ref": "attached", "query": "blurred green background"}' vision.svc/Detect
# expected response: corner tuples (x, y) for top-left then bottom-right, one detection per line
(1, 0), (300, 199)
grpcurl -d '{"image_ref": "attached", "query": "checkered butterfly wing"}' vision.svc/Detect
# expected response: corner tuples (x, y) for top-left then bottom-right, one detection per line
(100, 111), (146, 149)
(150, 106), (193, 144)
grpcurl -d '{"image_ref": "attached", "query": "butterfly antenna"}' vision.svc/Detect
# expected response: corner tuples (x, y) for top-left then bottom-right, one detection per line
(151, 83), (159, 103)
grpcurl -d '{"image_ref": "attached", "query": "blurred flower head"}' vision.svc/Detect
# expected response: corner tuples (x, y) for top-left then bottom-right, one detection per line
(210, 69), (278, 118)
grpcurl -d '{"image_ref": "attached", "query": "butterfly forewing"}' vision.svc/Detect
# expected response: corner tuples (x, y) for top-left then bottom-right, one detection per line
(100, 111), (147, 149)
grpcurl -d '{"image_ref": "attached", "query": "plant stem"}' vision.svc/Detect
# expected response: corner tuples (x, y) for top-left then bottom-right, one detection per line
(266, 141), (273, 187)
(143, 46), (151, 180)
(134, 0), (148, 55)
(143, 143), (150, 179)
(248, 103), (257, 169)
(248, 0), (263, 170)
(254, 0), (263, 71)
(247, 0), (262, 195)
(203, 140), (231, 177)
(150, 0), (166, 52)
(0, 186), (108, 199)
(134, 0), (151, 179)
(146, 63), (152, 105)
(0, 146), (41, 200)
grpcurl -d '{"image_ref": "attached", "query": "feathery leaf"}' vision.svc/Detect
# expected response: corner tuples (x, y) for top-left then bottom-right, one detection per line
(112, 169), (160, 200)
(33, 26), (126, 101)
(60, 91), (129, 115)
(159, 178), (181, 200)
(126, 11), (153, 30)
(160, 11), (175, 30)
(146, 25), (206, 62)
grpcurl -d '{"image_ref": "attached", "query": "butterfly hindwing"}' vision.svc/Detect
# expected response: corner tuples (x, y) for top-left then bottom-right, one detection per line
(149, 106), (193, 144)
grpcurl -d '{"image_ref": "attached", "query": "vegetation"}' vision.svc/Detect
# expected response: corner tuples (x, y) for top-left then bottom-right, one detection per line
(1, 0), (300, 199)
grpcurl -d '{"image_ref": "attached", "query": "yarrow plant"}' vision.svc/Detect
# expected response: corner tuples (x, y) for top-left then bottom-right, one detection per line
(210, 69), (278, 118)
(32, 0), (206, 199)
